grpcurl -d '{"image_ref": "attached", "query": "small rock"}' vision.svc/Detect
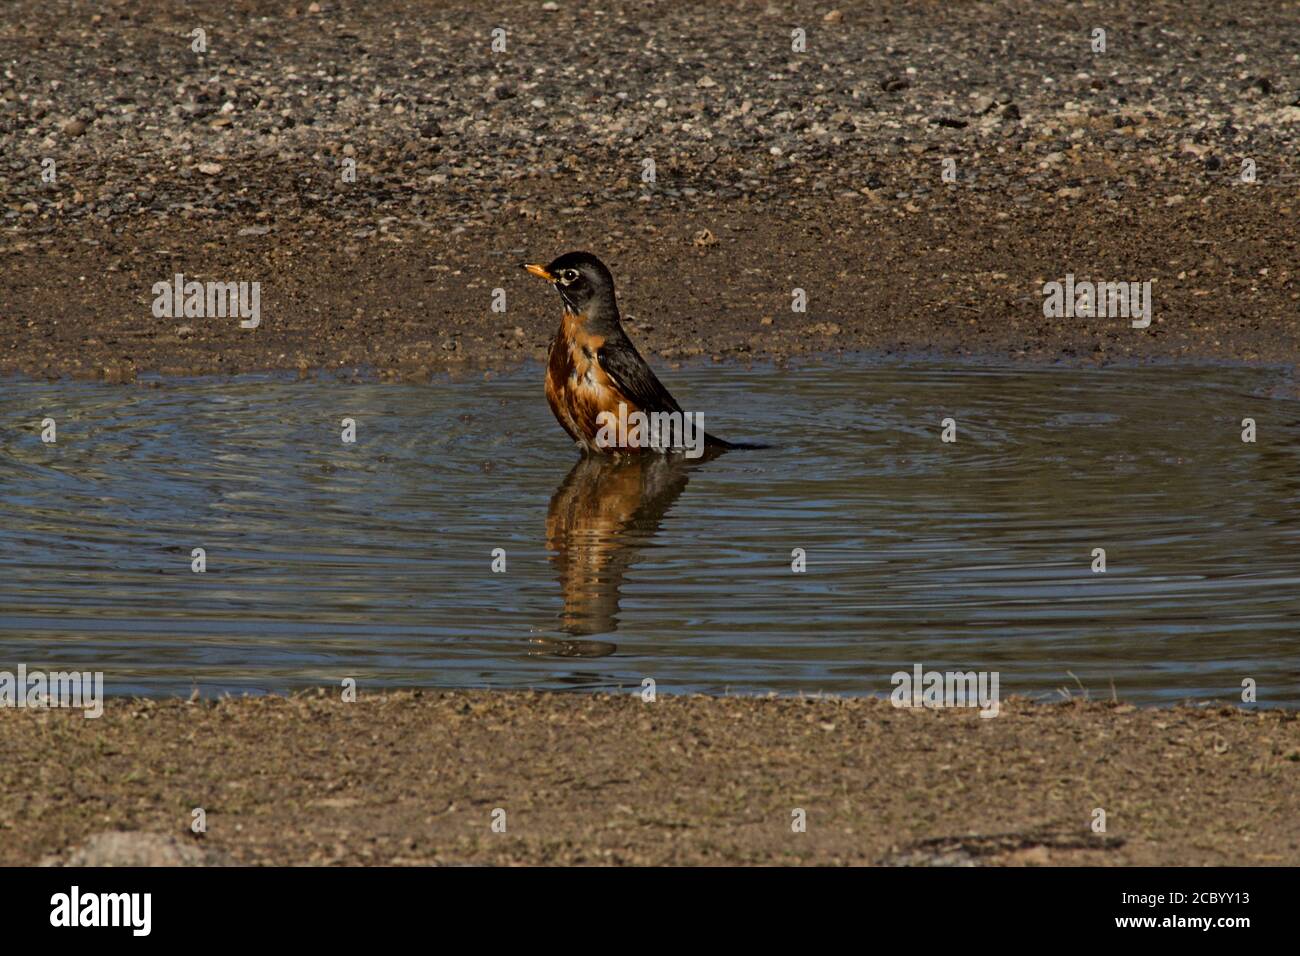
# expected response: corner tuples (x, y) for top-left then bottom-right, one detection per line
(198, 162), (223, 176)
(43, 831), (219, 867)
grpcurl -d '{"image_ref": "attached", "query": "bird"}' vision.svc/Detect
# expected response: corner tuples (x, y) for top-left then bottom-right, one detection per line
(522, 251), (764, 455)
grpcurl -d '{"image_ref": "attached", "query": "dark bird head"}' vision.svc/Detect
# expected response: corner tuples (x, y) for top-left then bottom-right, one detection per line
(522, 251), (619, 323)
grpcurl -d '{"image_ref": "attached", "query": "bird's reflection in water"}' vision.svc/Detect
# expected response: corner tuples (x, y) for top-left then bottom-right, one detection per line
(531, 453), (693, 659)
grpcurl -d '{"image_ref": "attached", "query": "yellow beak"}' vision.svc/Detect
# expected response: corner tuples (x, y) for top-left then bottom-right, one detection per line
(522, 263), (555, 282)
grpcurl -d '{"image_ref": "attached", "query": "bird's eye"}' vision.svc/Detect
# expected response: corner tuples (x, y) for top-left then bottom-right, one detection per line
(560, 269), (580, 284)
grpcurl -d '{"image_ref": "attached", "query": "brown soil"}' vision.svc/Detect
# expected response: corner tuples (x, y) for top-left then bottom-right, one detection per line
(5, 187), (1300, 384)
(5, 691), (1298, 866)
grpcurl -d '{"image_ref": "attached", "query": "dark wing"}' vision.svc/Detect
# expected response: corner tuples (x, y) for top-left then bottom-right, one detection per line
(597, 330), (683, 414)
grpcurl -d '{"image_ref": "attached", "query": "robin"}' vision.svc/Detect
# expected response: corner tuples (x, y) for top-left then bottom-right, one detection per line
(522, 251), (764, 455)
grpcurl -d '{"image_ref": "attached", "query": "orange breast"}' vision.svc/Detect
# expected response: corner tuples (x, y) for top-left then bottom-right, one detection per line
(546, 312), (640, 453)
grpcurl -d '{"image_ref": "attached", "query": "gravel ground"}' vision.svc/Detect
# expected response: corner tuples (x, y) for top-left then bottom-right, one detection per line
(2, 0), (1298, 378)
(3, 691), (1297, 867)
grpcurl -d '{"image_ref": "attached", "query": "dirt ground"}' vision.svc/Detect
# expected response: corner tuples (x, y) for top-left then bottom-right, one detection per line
(1, 691), (1296, 867)
(5, 189), (1299, 383)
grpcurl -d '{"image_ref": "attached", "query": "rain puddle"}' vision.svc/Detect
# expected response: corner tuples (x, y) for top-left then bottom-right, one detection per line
(2, 360), (1298, 705)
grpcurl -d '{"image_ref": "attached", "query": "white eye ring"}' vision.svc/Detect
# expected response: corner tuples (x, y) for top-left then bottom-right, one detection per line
(559, 269), (579, 285)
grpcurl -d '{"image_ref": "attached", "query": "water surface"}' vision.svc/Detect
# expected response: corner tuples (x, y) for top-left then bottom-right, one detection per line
(2, 360), (1298, 705)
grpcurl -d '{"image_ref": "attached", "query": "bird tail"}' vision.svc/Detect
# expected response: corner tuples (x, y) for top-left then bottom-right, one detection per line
(705, 434), (771, 451)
